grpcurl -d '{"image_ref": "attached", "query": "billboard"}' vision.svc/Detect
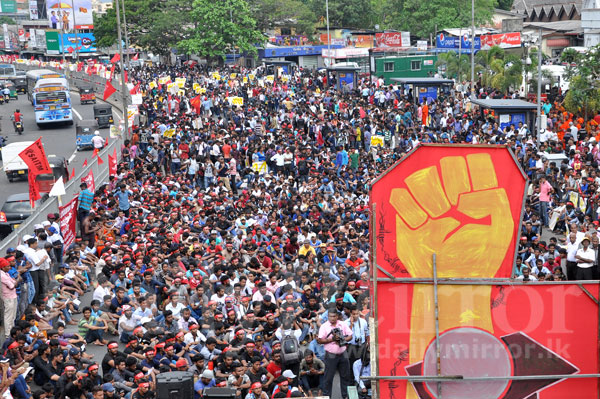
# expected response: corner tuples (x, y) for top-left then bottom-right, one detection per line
(353, 34), (374, 48)
(62, 32), (96, 53)
(436, 33), (481, 50)
(45, 30), (60, 54)
(369, 144), (600, 399)
(376, 32), (410, 48)
(481, 32), (522, 50)
(46, 0), (93, 31)
(0, 0), (17, 13)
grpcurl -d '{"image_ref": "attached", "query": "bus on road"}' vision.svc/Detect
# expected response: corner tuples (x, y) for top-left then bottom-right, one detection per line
(32, 85), (73, 126)
(0, 64), (16, 79)
(25, 69), (68, 102)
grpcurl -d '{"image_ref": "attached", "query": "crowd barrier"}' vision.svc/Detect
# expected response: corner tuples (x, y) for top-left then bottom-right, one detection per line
(0, 63), (127, 252)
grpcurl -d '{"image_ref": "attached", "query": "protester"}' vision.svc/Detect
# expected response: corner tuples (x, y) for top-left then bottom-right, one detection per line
(0, 57), (598, 399)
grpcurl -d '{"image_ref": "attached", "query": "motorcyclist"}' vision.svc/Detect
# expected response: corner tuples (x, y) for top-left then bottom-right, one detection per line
(2, 86), (10, 101)
(12, 109), (22, 132)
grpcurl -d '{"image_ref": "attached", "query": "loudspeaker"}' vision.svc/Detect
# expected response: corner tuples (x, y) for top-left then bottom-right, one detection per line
(156, 371), (194, 399)
(202, 387), (236, 399)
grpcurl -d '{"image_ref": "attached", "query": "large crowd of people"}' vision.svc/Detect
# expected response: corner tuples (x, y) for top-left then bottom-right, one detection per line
(0, 58), (598, 399)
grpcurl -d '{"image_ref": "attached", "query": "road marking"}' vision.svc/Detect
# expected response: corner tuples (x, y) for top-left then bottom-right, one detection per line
(68, 151), (77, 163)
(72, 108), (82, 120)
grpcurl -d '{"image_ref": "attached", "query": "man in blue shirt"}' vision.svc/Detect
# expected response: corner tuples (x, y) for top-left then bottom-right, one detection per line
(78, 182), (94, 222)
(194, 369), (216, 399)
(114, 184), (133, 217)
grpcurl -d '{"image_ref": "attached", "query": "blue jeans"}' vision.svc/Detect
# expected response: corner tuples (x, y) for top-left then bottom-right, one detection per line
(540, 201), (549, 227)
(12, 375), (30, 398)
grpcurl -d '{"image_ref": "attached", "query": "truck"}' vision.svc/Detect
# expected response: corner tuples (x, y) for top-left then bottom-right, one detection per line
(2, 141), (69, 189)
(3, 141), (33, 182)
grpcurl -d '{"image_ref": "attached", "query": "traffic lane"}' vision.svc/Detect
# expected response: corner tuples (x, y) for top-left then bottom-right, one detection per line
(0, 91), (120, 207)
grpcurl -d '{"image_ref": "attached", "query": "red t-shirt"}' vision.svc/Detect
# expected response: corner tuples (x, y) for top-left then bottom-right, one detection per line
(266, 361), (281, 379)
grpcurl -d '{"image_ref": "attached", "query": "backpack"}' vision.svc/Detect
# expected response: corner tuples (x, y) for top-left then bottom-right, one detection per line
(280, 333), (300, 365)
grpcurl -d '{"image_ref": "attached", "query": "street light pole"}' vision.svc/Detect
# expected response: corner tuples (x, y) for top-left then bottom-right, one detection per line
(470, 0), (475, 97)
(325, 0), (330, 68)
(120, 0), (130, 69)
(71, 0), (79, 62)
(115, 0), (128, 138)
(536, 27), (542, 146)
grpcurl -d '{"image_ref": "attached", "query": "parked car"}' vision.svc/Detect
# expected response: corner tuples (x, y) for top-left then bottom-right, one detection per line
(0, 192), (49, 228)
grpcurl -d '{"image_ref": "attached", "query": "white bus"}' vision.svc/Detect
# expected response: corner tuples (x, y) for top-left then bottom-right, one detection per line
(25, 69), (68, 102)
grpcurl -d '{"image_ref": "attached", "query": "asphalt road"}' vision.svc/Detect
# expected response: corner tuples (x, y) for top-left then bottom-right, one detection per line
(0, 91), (122, 207)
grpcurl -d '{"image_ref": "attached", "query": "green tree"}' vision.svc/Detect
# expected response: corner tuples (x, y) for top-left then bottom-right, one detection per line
(496, 0), (513, 11)
(308, 0), (374, 29)
(394, 0), (496, 38)
(436, 51), (471, 81)
(475, 45), (523, 93)
(0, 16), (16, 25)
(248, 0), (316, 35)
(178, 0), (265, 61)
(563, 45), (600, 120)
(93, 0), (192, 57)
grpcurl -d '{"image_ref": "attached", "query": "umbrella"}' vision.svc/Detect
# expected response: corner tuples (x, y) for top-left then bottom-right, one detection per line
(183, 60), (197, 67)
(50, 2), (72, 8)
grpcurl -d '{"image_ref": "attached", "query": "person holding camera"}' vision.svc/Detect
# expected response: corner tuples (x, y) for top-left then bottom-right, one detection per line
(317, 305), (353, 399)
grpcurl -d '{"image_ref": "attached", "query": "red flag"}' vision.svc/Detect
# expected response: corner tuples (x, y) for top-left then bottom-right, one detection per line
(81, 169), (95, 192)
(59, 197), (78, 250)
(190, 95), (201, 114)
(30, 56), (34, 61)
(129, 83), (140, 95)
(110, 53), (120, 64)
(69, 167), (75, 179)
(132, 53), (139, 61)
(82, 159), (88, 167)
(124, 70), (128, 84)
(19, 138), (52, 175)
(103, 81), (117, 101)
(108, 154), (117, 175)
(67, 47), (74, 54)
(76, 62), (84, 72)
(87, 66), (93, 76)
(28, 172), (41, 208)
(92, 148), (98, 158)
(98, 156), (104, 165)
(317, 129), (324, 146)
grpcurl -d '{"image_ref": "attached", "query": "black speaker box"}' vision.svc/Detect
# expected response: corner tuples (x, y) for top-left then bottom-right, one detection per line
(156, 371), (194, 399)
(202, 387), (236, 399)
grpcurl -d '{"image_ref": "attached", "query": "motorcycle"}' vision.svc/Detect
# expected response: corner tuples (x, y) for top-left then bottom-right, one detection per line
(3, 94), (9, 103)
(0, 96), (5, 105)
(14, 121), (22, 135)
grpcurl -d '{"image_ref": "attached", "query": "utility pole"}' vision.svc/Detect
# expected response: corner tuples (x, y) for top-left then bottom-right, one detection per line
(458, 27), (462, 83)
(115, 0), (128, 138)
(325, 0), (330, 68)
(71, 0), (79, 62)
(536, 27), (542, 146)
(470, 0), (475, 98)
(120, 0), (130, 69)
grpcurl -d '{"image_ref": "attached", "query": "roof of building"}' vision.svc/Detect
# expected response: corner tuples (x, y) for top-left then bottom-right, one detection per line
(471, 98), (538, 110)
(512, 0), (582, 18)
(524, 20), (583, 33)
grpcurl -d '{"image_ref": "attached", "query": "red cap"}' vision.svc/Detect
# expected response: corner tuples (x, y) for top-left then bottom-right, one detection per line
(176, 359), (188, 368)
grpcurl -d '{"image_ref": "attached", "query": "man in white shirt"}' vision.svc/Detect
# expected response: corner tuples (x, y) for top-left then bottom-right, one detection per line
(91, 131), (105, 149)
(23, 237), (48, 302)
(576, 235), (595, 280)
(516, 266), (537, 281)
(566, 232), (579, 281)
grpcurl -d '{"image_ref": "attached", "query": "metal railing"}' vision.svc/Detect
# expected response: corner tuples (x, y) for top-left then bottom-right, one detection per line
(0, 63), (127, 253)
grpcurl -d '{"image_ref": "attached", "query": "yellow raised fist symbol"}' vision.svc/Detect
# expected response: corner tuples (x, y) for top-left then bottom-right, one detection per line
(390, 153), (513, 278)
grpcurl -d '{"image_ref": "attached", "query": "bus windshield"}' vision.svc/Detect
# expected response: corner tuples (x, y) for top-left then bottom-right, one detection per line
(0, 65), (15, 77)
(35, 91), (68, 105)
